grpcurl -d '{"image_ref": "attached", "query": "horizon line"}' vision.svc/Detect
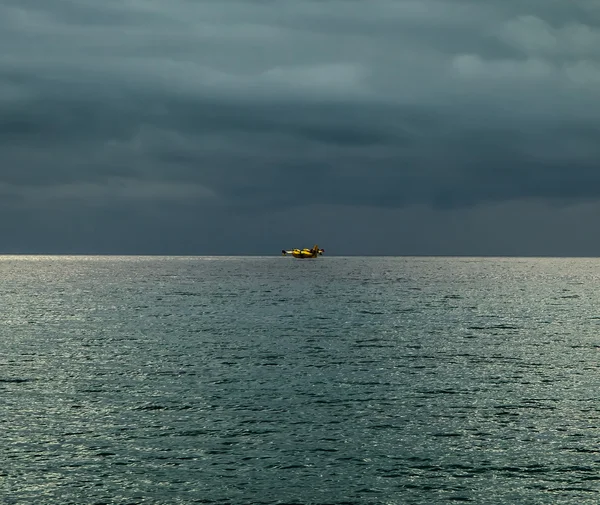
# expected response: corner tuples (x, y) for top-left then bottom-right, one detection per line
(0, 253), (599, 259)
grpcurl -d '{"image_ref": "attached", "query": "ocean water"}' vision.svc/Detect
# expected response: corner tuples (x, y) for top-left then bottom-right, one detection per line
(2, 255), (600, 504)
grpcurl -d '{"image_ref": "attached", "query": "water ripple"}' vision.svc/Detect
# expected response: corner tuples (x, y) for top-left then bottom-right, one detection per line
(2, 256), (600, 504)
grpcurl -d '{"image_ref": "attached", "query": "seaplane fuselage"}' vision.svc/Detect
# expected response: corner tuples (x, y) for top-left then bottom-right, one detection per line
(282, 245), (324, 259)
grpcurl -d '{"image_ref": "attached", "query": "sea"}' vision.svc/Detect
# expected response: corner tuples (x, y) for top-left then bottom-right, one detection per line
(2, 255), (600, 504)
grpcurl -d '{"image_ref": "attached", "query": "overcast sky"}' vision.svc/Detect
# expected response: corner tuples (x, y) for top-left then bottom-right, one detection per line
(2, 0), (600, 255)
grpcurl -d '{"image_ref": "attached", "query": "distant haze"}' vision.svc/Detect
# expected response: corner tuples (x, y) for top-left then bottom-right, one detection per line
(2, 1), (600, 255)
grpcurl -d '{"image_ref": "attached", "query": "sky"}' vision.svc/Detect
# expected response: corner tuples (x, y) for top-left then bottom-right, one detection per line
(1, 0), (600, 255)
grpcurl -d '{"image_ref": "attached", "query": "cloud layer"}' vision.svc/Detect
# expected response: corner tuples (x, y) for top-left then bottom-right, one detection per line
(1, 0), (600, 253)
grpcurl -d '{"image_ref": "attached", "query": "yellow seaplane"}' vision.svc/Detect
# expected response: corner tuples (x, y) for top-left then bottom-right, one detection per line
(282, 244), (325, 259)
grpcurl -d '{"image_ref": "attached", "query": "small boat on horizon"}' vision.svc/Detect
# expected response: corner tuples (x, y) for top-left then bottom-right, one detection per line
(281, 244), (324, 259)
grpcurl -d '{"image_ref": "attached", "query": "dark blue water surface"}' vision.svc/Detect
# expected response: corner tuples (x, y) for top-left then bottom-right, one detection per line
(2, 256), (600, 504)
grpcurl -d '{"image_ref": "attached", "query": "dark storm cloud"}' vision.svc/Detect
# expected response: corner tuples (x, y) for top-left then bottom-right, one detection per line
(1, 0), (600, 253)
